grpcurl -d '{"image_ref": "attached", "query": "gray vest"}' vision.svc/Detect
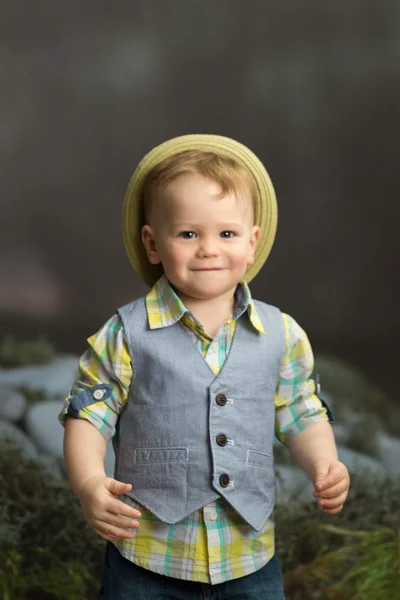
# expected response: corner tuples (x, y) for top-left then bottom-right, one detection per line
(114, 297), (285, 531)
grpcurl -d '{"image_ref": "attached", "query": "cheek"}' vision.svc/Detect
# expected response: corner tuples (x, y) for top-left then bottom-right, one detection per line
(166, 244), (189, 267)
(229, 242), (252, 267)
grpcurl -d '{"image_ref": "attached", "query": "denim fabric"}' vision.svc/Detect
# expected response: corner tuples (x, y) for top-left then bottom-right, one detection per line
(116, 298), (285, 531)
(67, 383), (113, 417)
(99, 542), (286, 600)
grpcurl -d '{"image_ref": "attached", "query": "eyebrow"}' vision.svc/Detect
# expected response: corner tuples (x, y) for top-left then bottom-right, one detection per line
(172, 222), (245, 230)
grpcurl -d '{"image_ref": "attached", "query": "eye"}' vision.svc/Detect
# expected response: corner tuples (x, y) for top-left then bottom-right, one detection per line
(179, 231), (197, 239)
(220, 231), (235, 238)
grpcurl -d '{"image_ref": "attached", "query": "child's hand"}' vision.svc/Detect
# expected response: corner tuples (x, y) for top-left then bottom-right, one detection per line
(78, 475), (141, 541)
(312, 460), (350, 514)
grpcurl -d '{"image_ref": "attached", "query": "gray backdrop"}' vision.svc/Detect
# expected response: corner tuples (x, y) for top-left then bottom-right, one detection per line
(1, 1), (399, 398)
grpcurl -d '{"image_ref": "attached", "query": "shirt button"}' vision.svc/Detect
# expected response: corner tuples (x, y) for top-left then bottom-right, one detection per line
(209, 510), (218, 521)
(216, 433), (228, 446)
(93, 389), (106, 400)
(216, 394), (227, 406)
(219, 473), (230, 488)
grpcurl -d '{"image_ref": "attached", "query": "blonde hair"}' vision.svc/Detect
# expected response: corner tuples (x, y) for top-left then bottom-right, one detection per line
(142, 150), (256, 223)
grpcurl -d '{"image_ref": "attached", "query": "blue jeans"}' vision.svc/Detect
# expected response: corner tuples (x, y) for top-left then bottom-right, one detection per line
(99, 542), (286, 599)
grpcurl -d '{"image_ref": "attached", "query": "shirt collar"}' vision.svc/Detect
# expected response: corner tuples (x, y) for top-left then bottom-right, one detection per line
(145, 274), (265, 334)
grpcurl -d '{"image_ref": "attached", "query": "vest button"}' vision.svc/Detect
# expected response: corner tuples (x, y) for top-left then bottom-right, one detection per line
(216, 393), (227, 406)
(216, 433), (228, 446)
(219, 473), (230, 488)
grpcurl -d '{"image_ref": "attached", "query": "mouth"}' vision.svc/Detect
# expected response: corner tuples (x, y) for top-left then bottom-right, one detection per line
(193, 268), (223, 271)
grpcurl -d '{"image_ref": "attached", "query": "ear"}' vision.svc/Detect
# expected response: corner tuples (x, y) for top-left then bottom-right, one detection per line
(141, 225), (162, 265)
(247, 226), (260, 265)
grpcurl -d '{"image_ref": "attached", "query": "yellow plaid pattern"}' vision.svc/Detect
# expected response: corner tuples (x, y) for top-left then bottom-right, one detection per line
(59, 275), (327, 584)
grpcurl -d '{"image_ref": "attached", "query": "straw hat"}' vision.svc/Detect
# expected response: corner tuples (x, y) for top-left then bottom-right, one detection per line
(122, 134), (277, 287)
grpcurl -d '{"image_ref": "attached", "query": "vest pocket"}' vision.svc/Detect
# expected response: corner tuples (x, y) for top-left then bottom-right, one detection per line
(134, 446), (188, 463)
(246, 449), (272, 468)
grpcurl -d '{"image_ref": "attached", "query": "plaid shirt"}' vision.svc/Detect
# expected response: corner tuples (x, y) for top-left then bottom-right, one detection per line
(59, 275), (327, 584)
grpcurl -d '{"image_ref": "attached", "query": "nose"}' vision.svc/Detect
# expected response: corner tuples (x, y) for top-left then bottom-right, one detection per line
(196, 235), (220, 258)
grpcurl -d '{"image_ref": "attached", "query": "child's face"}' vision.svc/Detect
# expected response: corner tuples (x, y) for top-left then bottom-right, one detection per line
(142, 172), (259, 302)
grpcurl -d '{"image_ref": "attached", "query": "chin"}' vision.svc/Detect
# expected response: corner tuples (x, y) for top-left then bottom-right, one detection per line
(194, 283), (237, 298)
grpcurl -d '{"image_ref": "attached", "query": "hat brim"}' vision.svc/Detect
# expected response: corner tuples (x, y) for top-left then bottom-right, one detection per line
(122, 134), (277, 287)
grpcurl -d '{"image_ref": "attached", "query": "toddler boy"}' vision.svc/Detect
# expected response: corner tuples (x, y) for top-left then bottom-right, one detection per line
(60, 134), (350, 599)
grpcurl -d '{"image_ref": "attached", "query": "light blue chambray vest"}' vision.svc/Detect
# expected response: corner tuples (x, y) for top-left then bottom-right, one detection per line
(114, 297), (285, 531)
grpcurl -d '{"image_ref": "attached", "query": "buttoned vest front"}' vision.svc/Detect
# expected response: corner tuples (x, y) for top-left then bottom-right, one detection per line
(115, 297), (285, 531)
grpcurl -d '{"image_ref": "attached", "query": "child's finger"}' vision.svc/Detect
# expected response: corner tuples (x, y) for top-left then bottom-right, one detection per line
(94, 520), (136, 539)
(108, 498), (142, 519)
(119, 503), (142, 520)
(321, 503), (344, 515)
(92, 525), (120, 542)
(315, 473), (340, 491)
(318, 491), (348, 509)
(103, 512), (141, 530)
(105, 478), (132, 496)
(315, 467), (348, 492)
(313, 480), (348, 499)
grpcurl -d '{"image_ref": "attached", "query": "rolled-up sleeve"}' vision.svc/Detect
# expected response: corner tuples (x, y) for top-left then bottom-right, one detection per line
(274, 314), (328, 445)
(58, 313), (132, 442)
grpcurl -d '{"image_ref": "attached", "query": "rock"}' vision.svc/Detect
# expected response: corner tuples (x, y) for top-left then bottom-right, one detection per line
(0, 388), (27, 422)
(0, 354), (79, 397)
(376, 432), (400, 475)
(0, 419), (39, 459)
(25, 400), (65, 457)
(337, 445), (386, 476)
(331, 423), (349, 445)
(275, 465), (314, 503)
(104, 443), (116, 478)
(275, 444), (389, 505)
(0, 417), (65, 478)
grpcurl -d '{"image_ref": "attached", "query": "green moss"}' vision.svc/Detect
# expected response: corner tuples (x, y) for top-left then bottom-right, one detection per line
(2, 439), (400, 599)
(276, 470), (400, 599)
(282, 525), (400, 600)
(0, 440), (104, 600)
(0, 335), (56, 367)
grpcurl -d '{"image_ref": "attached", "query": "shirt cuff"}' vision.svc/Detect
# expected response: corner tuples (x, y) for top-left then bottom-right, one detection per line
(58, 384), (117, 442)
(275, 391), (329, 446)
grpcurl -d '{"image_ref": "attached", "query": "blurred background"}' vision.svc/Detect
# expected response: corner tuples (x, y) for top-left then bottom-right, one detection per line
(1, 1), (399, 392)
